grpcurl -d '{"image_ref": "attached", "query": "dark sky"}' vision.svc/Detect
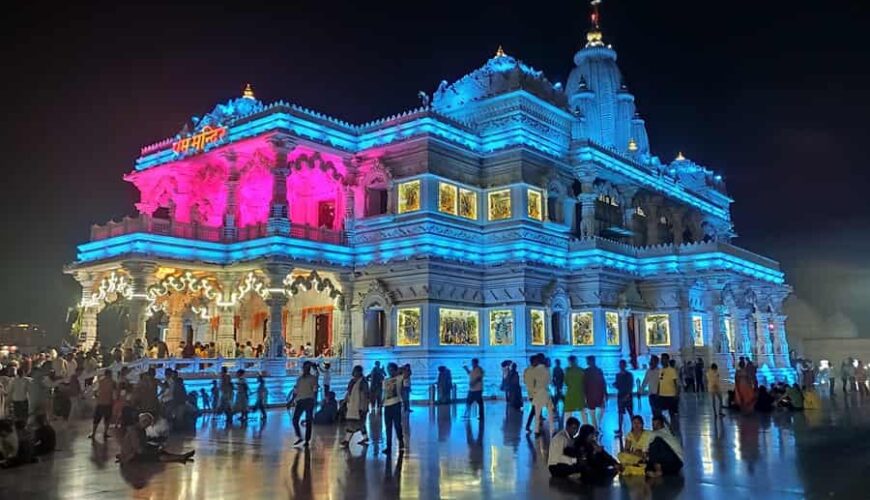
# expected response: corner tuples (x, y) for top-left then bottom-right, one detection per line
(2, 0), (869, 341)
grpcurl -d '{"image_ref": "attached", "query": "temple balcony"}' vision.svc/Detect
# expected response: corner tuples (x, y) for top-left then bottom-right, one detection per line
(89, 215), (347, 245)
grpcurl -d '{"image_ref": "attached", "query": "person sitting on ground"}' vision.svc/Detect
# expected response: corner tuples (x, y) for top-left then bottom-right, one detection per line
(118, 412), (195, 465)
(575, 424), (620, 483)
(645, 416), (684, 478)
(779, 383), (804, 411)
(755, 385), (775, 413)
(617, 415), (650, 468)
(313, 391), (338, 425)
(0, 420), (18, 465)
(726, 390), (739, 411)
(1, 420), (36, 468)
(547, 417), (582, 479)
(32, 414), (56, 456)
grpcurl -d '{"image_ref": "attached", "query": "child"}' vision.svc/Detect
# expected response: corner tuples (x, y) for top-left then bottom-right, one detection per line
(199, 388), (211, 411)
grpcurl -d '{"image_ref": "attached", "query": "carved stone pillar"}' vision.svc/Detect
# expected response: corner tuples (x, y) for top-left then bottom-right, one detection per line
(264, 261), (293, 357)
(754, 312), (774, 367)
(222, 150), (240, 241)
(344, 157), (360, 233)
(677, 288), (694, 360)
(267, 134), (295, 236)
(216, 306), (236, 358)
(670, 207), (686, 246)
(265, 294), (288, 358)
(166, 312), (184, 354)
(80, 307), (99, 350)
(564, 197), (577, 233)
(735, 308), (753, 357)
(122, 261), (157, 347)
(772, 313), (789, 367)
(337, 272), (354, 360)
(645, 198), (662, 245)
(618, 308), (631, 357)
(578, 193), (598, 238)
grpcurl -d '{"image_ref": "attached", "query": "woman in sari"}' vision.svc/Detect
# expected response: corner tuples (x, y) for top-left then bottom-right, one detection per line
(734, 360), (757, 413)
(506, 363), (523, 411)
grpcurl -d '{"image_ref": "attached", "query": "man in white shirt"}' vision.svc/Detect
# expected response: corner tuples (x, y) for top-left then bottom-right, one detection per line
(10, 369), (31, 420)
(463, 358), (485, 419)
(548, 417), (582, 478)
(52, 355), (69, 379)
(641, 355), (661, 416)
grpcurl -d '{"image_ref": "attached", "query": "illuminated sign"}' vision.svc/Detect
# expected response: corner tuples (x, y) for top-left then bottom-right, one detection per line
(172, 125), (227, 154)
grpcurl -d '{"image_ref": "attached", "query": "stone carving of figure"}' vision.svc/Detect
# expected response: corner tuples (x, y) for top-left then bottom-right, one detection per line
(417, 91), (430, 108)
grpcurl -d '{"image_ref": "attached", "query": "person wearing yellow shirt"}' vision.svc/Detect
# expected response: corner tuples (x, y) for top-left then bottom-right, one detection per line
(657, 353), (680, 420)
(618, 415), (651, 474)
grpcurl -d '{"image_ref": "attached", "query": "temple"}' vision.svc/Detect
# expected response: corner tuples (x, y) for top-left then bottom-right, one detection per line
(65, 4), (795, 394)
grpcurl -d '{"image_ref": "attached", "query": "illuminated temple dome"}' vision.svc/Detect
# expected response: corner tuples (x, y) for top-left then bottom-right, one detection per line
(65, 2), (796, 396)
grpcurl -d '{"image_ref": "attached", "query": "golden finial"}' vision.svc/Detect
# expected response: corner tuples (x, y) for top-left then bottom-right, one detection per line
(585, 0), (605, 47)
(628, 138), (638, 152)
(243, 83), (255, 100)
(495, 45), (506, 58)
(676, 151), (686, 161)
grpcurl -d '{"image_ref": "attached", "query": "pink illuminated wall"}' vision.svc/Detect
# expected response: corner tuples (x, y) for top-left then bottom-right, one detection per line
(127, 139), (349, 231)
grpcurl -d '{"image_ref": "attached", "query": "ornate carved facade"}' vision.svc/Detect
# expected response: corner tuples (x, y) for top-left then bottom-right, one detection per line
(66, 6), (794, 388)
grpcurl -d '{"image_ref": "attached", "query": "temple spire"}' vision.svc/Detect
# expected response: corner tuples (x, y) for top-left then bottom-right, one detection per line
(586, 0), (605, 47)
(243, 83), (255, 100)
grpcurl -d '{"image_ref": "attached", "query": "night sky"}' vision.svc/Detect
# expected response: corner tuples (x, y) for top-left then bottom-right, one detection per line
(2, 0), (869, 342)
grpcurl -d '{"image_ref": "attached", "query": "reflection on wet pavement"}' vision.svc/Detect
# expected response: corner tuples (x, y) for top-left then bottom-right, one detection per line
(3, 394), (870, 499)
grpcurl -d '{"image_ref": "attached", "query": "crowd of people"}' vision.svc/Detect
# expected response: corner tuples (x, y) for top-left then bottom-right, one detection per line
(0, 340), (835, 486)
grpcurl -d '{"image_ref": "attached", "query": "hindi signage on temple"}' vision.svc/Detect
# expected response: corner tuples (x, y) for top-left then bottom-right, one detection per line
(172, 125), (227, 154)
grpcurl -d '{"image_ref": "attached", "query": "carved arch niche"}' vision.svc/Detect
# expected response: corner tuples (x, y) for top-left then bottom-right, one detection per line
(546, 177), (568, 224)
(544, 282), (572, 345)
(358, 159), (392, 217)
(357, 280), (394, 347)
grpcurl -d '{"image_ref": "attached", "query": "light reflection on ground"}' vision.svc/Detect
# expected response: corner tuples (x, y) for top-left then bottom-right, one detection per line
(3, 394), (870, 499)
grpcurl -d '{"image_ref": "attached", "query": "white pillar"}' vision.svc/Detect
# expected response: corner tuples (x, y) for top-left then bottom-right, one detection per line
(217, 307), (236, 358)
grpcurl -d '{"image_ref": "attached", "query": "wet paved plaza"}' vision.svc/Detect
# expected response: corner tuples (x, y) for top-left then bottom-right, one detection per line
(3, 394), (870, 499)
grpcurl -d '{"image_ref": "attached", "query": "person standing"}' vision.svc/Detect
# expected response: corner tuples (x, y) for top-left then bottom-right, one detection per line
(563, 355), (587, 424)
(523, 356), (538, 432)
(234, 370), (250, 422)
(217, 367), (234, 421)
(695, 358), (705, 393)
(341, 365), (370, 447)
(683, 361), (696, 393)
(529, 354), (554, 436)
(614, 359), (634, 435)
(381, 363), (405, 454)
(292, 362), (318, 447)
(657, 354), (680, 422)
(10, 369), (30, 422)
(506, 363), (523, 411)
(584, 356), (607, 427)
(706, 363), (724, 416)
(367, 362), (385, 411)
(641, 356), (661, 416)
(89, 369), (115, 439)
(464, 358), (485, 419)
(552, 359), (565, 410)
(252, 375), (268, 419)
(319, 362), (332, 397)
(733, 360), (756, 413)
(436, 366), (453, 404)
